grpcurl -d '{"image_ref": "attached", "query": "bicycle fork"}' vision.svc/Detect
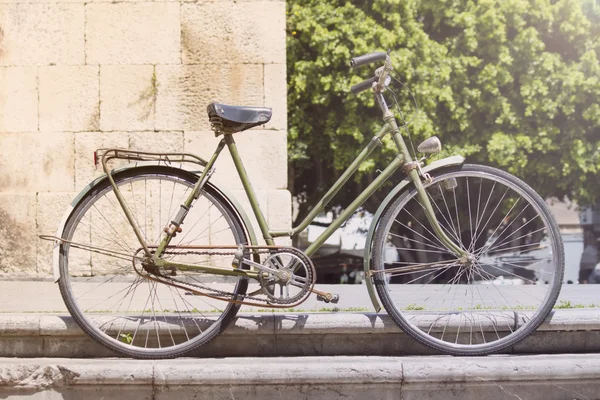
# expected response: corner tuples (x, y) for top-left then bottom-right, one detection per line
(379, 92), (468, 260)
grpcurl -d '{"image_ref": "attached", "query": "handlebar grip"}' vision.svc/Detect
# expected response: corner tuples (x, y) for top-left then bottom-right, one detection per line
(350, 52), (387, 68)
(351, 77), (378, 95)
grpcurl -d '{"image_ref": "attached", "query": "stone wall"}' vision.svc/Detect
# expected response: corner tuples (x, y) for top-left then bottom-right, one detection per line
(0, 0), (289, 277)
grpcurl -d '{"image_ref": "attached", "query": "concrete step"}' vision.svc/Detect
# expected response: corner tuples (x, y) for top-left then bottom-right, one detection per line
(0, 354), (599, 399)
(1, 309), (599, 358)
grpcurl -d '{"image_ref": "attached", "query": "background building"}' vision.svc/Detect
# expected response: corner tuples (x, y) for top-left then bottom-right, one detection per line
(0, 0), (290, 277)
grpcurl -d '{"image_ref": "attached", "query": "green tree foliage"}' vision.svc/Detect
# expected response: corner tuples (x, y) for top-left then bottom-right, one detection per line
(287, 0), (600, 224)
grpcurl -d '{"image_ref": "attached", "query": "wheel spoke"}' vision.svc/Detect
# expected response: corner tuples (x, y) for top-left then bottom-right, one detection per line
(375, 167), (563, 354)
(60, 170), (248, 357)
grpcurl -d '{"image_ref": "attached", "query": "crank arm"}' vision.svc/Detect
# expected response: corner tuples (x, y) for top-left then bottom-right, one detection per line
(309, 287), (340, 304)
(241, 257), (307, 284)
(241, 257), (283, 277)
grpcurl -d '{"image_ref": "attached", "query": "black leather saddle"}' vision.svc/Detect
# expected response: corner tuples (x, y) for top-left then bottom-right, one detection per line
(207, 103), (272, 135)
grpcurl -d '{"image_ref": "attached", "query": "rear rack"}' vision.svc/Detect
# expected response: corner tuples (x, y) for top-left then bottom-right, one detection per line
(95, 148), (208, 171)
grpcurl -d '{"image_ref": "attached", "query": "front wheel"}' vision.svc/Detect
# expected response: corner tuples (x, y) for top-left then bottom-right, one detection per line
(372, 164), (564, 355)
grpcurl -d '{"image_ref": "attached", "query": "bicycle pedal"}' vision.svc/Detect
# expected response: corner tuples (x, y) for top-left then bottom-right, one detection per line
(316, 293), (340, 304)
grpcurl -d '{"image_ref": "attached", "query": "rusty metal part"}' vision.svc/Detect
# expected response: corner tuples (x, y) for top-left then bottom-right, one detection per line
(40, 235), (336, 309)
(258, 252), (313, 304)
(163, 225), (183, 236)
(209, 116), (224, 136)
(140, 246), (316, 308)
(402, 161), (420, 174)
(162, 246), (315, 306)
(312, 288), (340, 304)
(144, 273), (313, 309)
(94, 148), (207, 169)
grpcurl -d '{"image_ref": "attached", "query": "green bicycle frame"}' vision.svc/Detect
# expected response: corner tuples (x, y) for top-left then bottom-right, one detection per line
(102, 95), (467, 280)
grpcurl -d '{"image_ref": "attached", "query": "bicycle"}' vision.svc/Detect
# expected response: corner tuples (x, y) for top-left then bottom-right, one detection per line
(41, 52), (564, 359)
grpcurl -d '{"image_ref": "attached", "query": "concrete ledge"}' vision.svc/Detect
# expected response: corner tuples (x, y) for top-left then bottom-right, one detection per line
(0, 310), (600, 358)
(0, 354), (599, 399)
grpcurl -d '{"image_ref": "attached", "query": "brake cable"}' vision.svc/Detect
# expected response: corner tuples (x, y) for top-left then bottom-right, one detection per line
(387, 75), (420, 159)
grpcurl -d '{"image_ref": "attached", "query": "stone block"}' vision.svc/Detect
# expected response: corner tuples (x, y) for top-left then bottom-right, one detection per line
(264, 64), (287, 130)
(39, 66), (100, 132)
(86, 3), (180, 65)
(74, 131), (129, 190)
(188, 333), (274, 358)
(267, 190), (291, 230)
(229, 189), (269, 245)
(0, 0), (172, 2)
(0, 315), (39, 336)
(0, 4), (84, 66)
(100, 66), (156, 131)
(181, 1), (285, 64)
(0, 0), (81, 3)
(517, 330), (588, 354)
(155, 64), (263, 131)
(183, 130), (286, 190)
(129, 131), (184, 153)
(234, 130), (287, 189)
(0, 67), (38, 132)
(0, 337), (43, 358)
(268, 189), (292, 246)
(42, 337), (114, 358)
(39, 315), (80, 336)
(0, 132), (74, 193)
(155, 384), (400, 400)
(273, 235), (291, 247)
(36, 192), (78, 276)
(45, 387), (153, 400)
(0, 193), (37, 276)
(182, 131), (239, 189)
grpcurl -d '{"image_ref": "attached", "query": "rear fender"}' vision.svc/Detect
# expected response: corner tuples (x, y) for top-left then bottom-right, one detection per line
(51, 166), (260, 282)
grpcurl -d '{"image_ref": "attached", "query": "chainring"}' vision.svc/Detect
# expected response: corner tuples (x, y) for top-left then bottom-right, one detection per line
(133, 245), (316, 308)
(258, 251), (315, 305)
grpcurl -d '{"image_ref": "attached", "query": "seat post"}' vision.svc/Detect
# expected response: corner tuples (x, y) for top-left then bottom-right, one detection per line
(224, 134), (274, 245)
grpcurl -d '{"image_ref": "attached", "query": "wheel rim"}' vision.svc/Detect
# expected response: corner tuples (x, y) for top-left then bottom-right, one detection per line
(60, 172), (246, 355)
(376, 168), (562, 351)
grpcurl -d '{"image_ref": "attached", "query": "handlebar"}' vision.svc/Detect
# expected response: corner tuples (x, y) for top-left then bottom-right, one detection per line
(349, 51), (392, 95)
(350, 52), (388, 68)
(351, 77), (378, 95)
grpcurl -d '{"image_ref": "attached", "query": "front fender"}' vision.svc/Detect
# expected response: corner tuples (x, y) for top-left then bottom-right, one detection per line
(362, 155), (465, 312)
(51, 166), (260, 282)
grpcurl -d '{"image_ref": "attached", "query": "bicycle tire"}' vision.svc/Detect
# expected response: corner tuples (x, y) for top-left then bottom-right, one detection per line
(58, 165), (249, 359)
(372, 164), (564, 355)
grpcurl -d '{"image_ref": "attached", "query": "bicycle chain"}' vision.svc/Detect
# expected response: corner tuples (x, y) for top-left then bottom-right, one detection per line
(147, 247), (315, 305)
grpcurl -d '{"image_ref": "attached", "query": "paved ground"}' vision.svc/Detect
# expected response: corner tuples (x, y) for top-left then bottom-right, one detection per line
(0, 280), (598, 313)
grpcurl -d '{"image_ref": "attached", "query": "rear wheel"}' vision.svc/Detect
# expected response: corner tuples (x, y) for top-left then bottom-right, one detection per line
(59, 166), (248, 359)
(372, 164), (564, 355)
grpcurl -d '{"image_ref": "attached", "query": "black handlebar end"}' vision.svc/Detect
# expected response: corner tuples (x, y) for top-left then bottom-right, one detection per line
(350, 76), (378, 95)
(350, 52), (387, 68)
